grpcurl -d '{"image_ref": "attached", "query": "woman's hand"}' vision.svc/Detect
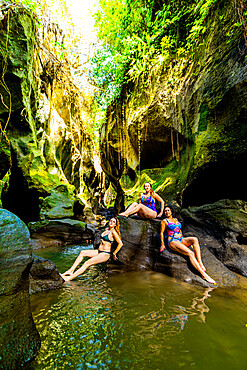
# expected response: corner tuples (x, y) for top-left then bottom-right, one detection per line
(113, 253), (118, 260)
(160, 244), (166, 252)
(157, 212), (163, 218)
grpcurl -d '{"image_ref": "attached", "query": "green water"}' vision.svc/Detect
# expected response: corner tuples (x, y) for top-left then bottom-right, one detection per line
(26, 244), (247, 370)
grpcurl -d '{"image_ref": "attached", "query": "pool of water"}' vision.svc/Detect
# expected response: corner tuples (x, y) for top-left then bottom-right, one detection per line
(26, 244), (247, 369)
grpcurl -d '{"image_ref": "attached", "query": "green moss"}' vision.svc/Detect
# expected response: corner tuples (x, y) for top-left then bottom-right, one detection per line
(198, 104), (209, 132)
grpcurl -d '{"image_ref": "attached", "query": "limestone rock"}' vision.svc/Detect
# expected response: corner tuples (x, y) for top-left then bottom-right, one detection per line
(0, 3), (96, 223)
(99, 1), (247, 212)
(39, 185), (75, 220)
(29, 256), (64, 294)
(0, 209), (40, 368)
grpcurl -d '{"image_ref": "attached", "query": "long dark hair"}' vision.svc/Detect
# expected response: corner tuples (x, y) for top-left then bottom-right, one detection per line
(165, 205), (176, 217)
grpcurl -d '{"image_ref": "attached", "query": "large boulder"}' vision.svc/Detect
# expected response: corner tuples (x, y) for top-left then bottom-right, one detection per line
(182, 199), (247, 277)
(112, 216), (242, 288)
(28, 218), (93, 249)
(0, 209), (40, 368)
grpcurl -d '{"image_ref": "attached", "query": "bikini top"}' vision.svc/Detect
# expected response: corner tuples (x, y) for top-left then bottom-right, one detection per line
(141, 193), (157, 212)
(101, 231), (114, 244)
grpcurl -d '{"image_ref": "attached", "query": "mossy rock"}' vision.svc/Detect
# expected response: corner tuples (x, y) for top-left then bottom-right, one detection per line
(39, 185), (75, 219)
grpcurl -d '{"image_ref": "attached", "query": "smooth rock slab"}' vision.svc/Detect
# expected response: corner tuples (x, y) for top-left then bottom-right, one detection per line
(0, 209), (40, 368)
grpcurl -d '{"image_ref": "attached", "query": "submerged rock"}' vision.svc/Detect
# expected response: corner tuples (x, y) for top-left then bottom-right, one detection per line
(114, 215), (241, 288)
(30, 256), (64, 294)
(0, 209), (40, 368)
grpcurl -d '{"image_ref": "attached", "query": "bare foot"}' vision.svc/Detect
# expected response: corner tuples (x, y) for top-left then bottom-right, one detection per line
(60, 273), (72, 282)
(119, 212), (128, 217)
(62, 271), (73, 276)
(202, 272), (217, 285)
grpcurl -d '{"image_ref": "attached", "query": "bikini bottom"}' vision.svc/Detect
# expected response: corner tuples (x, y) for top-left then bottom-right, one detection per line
(98, 249), (111, 255)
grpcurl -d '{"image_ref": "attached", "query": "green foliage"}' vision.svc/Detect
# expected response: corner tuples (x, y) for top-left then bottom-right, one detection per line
(91, 0), (221, 108)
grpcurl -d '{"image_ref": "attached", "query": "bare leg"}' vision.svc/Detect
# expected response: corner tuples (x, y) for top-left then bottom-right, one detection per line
(120, 203), (157, 219)
(119, 202), (139, 217)
(182, 237), (206, 271)
(169, 240), (216, 284)
(61, 250), (98, 276)
(61, 252), (110, 282)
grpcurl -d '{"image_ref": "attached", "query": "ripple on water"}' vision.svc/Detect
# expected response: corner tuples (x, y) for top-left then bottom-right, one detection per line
(25, 246), (247, 370)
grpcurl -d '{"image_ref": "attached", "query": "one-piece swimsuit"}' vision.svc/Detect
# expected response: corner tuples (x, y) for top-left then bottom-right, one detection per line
(165, 218), (183, 246)
(141, 193), (157, 212)
(99, 231), (113, 254)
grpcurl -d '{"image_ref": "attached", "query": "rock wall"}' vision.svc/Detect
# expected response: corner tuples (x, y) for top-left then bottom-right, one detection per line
(0, 3), (97, 222)
(100, 0), (247, 212)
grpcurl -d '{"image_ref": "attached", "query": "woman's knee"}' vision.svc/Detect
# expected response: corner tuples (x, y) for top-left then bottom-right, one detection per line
(191, 237), (198, 244)
(83, 259), (92, 268)
(187, 250), (195, 259)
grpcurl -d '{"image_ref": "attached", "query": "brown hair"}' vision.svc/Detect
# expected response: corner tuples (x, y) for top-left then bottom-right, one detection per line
(144, 182), (155, 199)
(114, 218), (121, 238)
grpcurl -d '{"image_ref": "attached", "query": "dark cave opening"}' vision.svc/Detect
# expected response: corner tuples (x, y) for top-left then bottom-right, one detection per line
(182, 155), (247, 207)
(2, 152), (46, 223)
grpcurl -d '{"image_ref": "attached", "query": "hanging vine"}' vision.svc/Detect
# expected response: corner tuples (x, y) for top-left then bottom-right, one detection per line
(0, 8), (12, 133)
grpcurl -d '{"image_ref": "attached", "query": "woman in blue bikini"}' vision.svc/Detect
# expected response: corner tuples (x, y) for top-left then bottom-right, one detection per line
(160, 206), (216, 285)
(60, 218), (123, 281)
(119, 182), (164, 219)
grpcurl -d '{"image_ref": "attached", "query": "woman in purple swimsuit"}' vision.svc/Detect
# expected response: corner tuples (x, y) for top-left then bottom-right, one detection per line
(60, 218), (123, 281)
(119, 182), (164, 219)
(160, 206), (216, 285)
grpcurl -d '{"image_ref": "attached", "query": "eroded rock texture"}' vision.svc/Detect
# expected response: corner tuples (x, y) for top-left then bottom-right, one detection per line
(29, 217), (94, 249)
(0, 3), (96, 222)
(0, 209), (40, 368)
(100, 0), (247, 212)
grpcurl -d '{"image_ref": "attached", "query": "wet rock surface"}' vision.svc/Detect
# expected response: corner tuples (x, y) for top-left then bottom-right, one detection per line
(28, 218), (94, 249)
(30, 256), (64, 294)
(0, 209), (40, 368)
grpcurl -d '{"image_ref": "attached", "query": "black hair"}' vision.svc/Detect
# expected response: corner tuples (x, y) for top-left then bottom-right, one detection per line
(164, 204), (175, 217)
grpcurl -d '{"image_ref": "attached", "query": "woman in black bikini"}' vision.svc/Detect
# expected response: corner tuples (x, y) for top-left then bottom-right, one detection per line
(160, 206), (216, 285)
(60, 218), (123, 282)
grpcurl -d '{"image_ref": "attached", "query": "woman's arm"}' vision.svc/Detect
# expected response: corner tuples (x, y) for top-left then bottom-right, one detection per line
(112, 229), (123, 260)
(154, 193), (165, 218)
(160, 220), (167, 251)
